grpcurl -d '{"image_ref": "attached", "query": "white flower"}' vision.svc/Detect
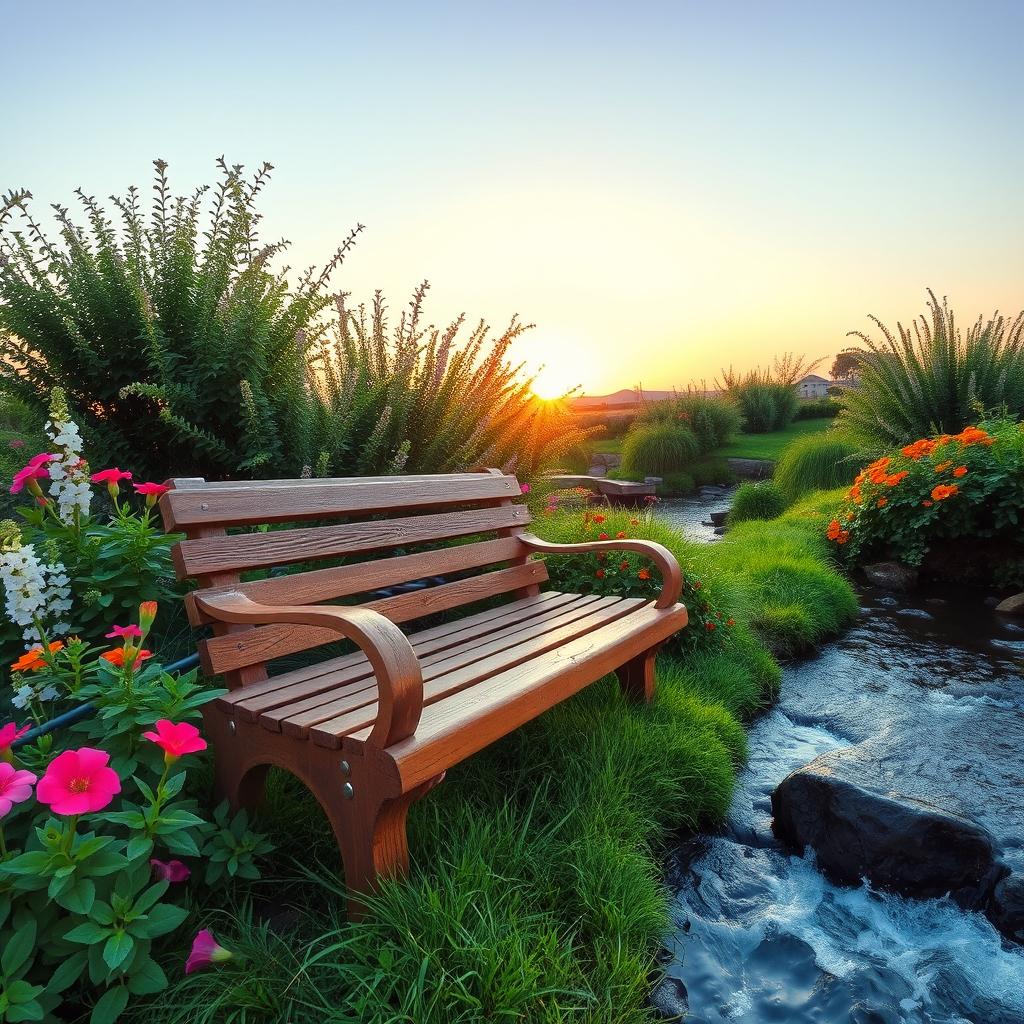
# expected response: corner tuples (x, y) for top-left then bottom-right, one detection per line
(0, 529), (72, 645)
(45, 405), (92, 524)
(11, 684), (33, 709)
(37, 685), (60, 702)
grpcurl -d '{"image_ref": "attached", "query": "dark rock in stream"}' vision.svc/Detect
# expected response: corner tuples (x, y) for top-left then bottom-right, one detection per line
(862, 561), (918, 592)
(648, 976), (688, 1019)
(709, 509), (728, 526)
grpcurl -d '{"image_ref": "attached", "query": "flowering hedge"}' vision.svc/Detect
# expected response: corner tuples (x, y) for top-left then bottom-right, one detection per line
(826, 418), (1024, 566)
(1, 388), (180, 682)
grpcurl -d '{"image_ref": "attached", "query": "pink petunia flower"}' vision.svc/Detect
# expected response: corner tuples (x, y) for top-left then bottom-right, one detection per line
(142, 720), (207, 763)
(520, 483), (531, 494)
(10, 457), (54, 495)
(185, 929), (233, 974)
(105, 624), (144, 641)
(0, 722), (31, 762)
(8, 439), (25, 449)
(35, 747), (121, 815)
(151, 858), (191, 883)
(0, 763), (36, 817)
(91, 467), (132, 498)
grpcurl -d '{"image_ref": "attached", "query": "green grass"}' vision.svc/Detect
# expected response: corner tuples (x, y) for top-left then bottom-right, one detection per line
(144, 497), (856, 1024)
(773, 430), (863, 503)
(727, 481), (786, 526)
(716, 418), (830, 460)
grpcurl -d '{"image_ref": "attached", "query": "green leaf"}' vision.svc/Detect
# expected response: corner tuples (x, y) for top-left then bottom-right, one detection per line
(90, 985), (129, 1024)
(46, 951), (88, 994)
(1, 919), (36, 976)
(65, 921), (112, 945)
(103, 932), (134, 971)
(131, 881), (168, 916)
(5, 981), (43, 1004)
(131, 902), (188, 939)
(57, 876), (96, 915)
(125, 956), (168, 996)
(7, 1001), (45, 1022)
(126, 836), (154, 862)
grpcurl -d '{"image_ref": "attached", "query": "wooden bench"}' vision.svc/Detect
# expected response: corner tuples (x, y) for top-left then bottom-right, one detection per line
(160, 470), (688, 914)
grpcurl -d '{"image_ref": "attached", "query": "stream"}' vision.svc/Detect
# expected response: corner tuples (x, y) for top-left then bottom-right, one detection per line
(652, 496), (1024, 1023)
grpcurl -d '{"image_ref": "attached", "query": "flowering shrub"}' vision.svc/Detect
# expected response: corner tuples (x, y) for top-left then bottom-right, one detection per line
(0, 603), (270, 1024)
(826, 418), (1024, 565)
(538, 507), (737, 653)
(0, 389), (179, 670)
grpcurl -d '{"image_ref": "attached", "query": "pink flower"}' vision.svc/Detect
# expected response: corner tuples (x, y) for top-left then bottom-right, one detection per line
(105, 624), (143, 640)
(520, 483), (531, 494)
(185, 929), (233, 974)
(151, 858), (191, 883)
(10, 456), (54, 495)
(36, 747), (121, 815)
(0, 763), (36, 817)
(91, 467), (132, 498)
(7, 439), (25, 449)
(0, 722), (31, 763)
(133, 481), (170, 507)
(142, 720), (207, 763)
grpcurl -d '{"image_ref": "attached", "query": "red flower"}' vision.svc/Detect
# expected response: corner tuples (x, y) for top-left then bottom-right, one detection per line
(598, 533), (609, 541)
(638, 568), (650, 580)
(91, 467), (132, 498)
(595, 569), (606, 579)
(106, 624), (143, 640)
(726, 618), (736, 626)
(185, 930), (233, 974)
(0, 722), (31, 762)
(592, 514), (606, 524)
(151, 858), (191, 883)
(705, 621), (716, 631)
(10, 456), (54, 496)
(952, 466), (968, 478)
(134, 481), (170, 506)
(620, 561), (630, 571)
(142, 720), (207, 763)
(101, 648), (153, 668)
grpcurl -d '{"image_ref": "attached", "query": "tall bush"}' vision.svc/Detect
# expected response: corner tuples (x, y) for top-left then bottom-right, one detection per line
(839, 290), (1024, 445)
(773, 430), (862, 503)
(718, 355), (819, 434)
(0, 161), (591, 481)
(638, 392), (740, 452)
(620, 422), (700, 477)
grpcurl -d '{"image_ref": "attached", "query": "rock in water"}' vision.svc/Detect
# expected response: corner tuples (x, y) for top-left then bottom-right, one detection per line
(648, 976), (688, 1019)
(862, 561), (919, 592)
(995, 592), (1024, 615)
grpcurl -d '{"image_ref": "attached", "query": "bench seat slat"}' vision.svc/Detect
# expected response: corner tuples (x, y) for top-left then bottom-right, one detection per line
(200, 562), (548, 675)
(163, 473), (521, 528)
(357, 603), (689, 783)
(175, 505), (530, 577)
(260, 594), (627, 734)
(305, 596), (650, 744)
(222, 593), (596, 722)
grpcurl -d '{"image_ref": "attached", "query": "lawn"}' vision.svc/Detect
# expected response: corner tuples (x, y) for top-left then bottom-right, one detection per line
(716, 418), (831, 461)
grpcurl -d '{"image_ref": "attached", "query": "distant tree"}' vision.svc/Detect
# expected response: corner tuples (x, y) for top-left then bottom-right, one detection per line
(830, 350), (862, 383)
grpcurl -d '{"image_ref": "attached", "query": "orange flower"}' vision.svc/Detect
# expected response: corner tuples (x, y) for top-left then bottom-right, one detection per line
(630, 518), (639, 526)
(826, 519), (842, 540)
(616, 531), (627, 539)
(592, 513), (606, 524)
(901, 439), (936, 460)
(620, 560), (630, 571)
(836, 530), (850, 545)
(598, 532), (609, 541)
(922, 499), (933, 507)
(955, 426), (993, 447)
(934, 460), (952, 473)
(846, 511), (855, 521)
(876, 498), (887, 508)
(726, 618), (736, 626)
(952, 466), (968, 478)
(931, 484), (959, 501)
(101, 648), (153, 668)
(594, 569), (605, 579)
(637, 568), (650, 580)
(884, 471), (909, 486)
(10, 641), (64, 673)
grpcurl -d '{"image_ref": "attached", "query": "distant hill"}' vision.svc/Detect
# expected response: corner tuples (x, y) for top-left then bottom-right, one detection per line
(570, 388), (717, 411)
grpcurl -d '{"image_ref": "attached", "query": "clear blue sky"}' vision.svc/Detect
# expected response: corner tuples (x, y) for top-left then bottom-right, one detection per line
(4, 0), (1023, 394)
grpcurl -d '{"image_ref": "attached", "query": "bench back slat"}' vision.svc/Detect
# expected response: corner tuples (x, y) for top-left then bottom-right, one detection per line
(198, 562), (548, 675)
(163, 472), (542, 683)
(162, 473), (520, 528)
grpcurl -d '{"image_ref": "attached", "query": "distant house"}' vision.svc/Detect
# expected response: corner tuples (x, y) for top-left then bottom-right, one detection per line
(795, 374), (832, 399)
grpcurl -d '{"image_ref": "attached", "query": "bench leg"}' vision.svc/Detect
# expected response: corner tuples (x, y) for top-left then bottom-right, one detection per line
(616, 647), (658, 702)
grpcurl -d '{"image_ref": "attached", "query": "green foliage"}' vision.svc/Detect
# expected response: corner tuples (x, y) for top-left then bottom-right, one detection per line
(620, 423), (699, 477)
(773, 430), (862, 503)
(0, 162), (592, 482)
(574, 411), (637, 439)
(727, 481), (786, 525)
(838, 289), (1024, 445)
(688, 456), (736, 488)
(827, 418), (1024, 567)
(794, 396), (841, 420)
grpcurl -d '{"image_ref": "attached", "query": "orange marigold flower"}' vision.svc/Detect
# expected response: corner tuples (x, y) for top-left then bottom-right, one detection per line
(637, 568), (651, 580)
(630, 518), (639, 526)
(726, 618), (736, 626)
(931, 484), (959, 501)
(101, 648), (153, 668)
(620, 560), (630, 571)
(953, 466), (968, 478)
(846, 511), (855, 521)
(836, 530), (850, 545)
(934, 460), (952, 473)
(10, 641), (64, 673)
(616, 531), (627, 539)
(876, 498), (887, 507)
(826, 519), (842, 540)
(901, 439), (936, 460)
(592, 514), (606, 524)
(884, 471), (909, 486)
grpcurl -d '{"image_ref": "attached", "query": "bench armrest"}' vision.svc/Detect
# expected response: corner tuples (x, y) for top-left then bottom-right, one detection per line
(193, 592), (423, 748)
(518, 533), (683, 609)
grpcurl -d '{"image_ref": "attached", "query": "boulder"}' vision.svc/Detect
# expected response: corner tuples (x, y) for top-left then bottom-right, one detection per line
(995, 592), (1024, 615)
(709, 510), (728, 527)
(991, 867), (1024, 943)
(862, 561), (918, 592)
(648, 976), (688, 1019)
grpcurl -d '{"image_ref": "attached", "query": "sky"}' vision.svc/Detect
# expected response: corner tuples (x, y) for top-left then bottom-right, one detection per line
(3, 0), (1023, 396)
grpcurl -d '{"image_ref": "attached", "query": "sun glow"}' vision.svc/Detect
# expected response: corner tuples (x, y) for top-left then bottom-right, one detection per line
(529, 355), (586, 401)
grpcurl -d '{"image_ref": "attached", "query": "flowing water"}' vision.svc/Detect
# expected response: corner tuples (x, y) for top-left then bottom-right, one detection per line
(652, 495), (1024, 1023)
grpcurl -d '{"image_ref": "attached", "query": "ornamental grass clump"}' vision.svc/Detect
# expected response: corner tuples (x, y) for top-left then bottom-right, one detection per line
(726, 481), (786, 525)
(718, 354), (821, 434)
(825, 417), (1024, 566)
(773, 430), (863, 504)
(839, 290), (1024, 445)
(620, 422), (700, 477)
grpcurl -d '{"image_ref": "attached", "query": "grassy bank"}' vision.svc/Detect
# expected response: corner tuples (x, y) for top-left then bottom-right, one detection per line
(143, 500), (855, 1024)
(716, 419), (830, 460)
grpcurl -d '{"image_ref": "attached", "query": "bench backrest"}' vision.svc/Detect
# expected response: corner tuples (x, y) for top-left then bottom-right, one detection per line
(159, 471), (545, 686)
